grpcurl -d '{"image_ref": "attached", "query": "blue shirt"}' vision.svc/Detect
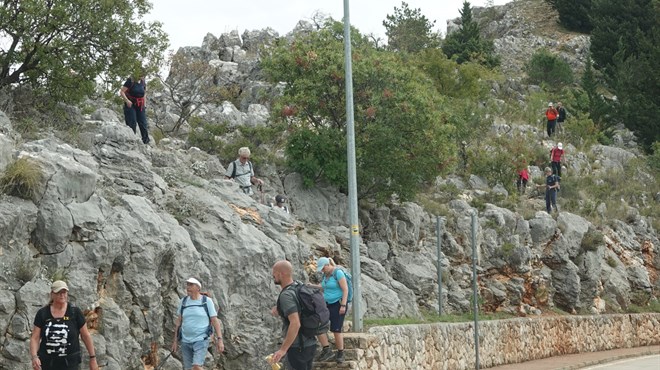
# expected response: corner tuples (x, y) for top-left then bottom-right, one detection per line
(321, 268), (346, 304)
(123, 78), (146, 98)
(177, 296), (217, 343)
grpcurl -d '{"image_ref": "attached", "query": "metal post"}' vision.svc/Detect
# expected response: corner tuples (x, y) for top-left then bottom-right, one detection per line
(471, 211), (480, 370)
(343, 0), (362, 332)
(436, 216), (443, 315)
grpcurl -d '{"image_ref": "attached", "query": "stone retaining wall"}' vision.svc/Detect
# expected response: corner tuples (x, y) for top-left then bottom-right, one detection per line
(356, 313), (660, 369)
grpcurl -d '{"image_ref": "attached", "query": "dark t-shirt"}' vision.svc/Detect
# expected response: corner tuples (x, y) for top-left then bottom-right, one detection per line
(123, 78), (146, 98)
(34, 304), (85, 362)
(546, 174), (559, 191)
(277, 283), (316, 348)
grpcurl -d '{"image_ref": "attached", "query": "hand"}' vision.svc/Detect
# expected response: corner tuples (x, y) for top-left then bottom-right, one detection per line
(270, 306), (278, 316)
(258, 178), (264, 186)
(171, 340), (178, 353)
(32, 357), (41, 370)
(271, 349), (287, 364)
(215, 338), (225, 354)
(89, 357), (99, 370)
(126, 100), (133, 108)
(339, 305), (347, 315)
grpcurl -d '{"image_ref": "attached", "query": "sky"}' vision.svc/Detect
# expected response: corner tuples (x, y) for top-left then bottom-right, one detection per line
(148, 0), (512, 53)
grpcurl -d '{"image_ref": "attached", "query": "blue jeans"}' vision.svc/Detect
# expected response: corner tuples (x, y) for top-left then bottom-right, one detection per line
(181, 339), (209, 369)
(546, 189), (557, 213)
(123, 103), (149, 144)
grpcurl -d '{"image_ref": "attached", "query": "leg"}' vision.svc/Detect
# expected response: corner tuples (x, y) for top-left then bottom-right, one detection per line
(557, 161), (562, 178)
(315, 332), (333, 362)
(551, 190), (558, 212)
(191, 339), (209, 370)
(522, 179), (528, 194)
(546, 121), (552, 137)
(286, 345), (317, 370)
(545, 190), (551, 213)
(123, 104), (137, 133)
(180, 342), (194, 370)
(135, 106), (150, 144)
(551, 161), (559, 176)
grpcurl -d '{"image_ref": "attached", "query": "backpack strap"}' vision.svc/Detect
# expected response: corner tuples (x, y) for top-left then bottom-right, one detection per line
(231, 159), (253, 179)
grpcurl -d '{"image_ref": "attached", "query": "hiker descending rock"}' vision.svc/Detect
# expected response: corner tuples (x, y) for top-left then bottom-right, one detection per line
(273, 194), (289, 214)
(556, 102), (567, 135)
(315, 257), (352, 364)
(224, 147), (264, 195)
(550, 142), (565, 177)
(541, 167), (560, 213)
(270, 261), (320, 370)
(545, 102), (558, 138)
(30, 280), (99, 370)
(517, 164), (529, 195)
(119, 69), (150, 144)
(172, 278), (224, 370)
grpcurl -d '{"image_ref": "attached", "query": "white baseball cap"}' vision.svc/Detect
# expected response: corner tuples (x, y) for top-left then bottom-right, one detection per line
(186, 277), (202, 288)
(548, 102), (553, 107)
(558, 142), (563, 150)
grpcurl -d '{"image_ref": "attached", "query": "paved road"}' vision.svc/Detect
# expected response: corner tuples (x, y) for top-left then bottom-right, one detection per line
(579, 354), (660, 370)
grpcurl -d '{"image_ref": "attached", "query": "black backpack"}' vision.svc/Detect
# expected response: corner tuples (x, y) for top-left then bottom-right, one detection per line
(177, 295), (214, 341)
(278, 281), (330, 338)
(229, 159), (253, 179)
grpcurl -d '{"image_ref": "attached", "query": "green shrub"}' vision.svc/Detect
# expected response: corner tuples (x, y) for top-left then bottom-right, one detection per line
(581, 228), (604, 252)
(606, 256), (618, 268)
(186, 118), (230, 155)
(525, 48), (574, 89)
(0, 157), (42, 199)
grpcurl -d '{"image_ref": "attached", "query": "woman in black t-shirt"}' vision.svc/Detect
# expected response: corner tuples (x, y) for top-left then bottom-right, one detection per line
(29, 281), (99, 370)
(119, 70), (150, 144)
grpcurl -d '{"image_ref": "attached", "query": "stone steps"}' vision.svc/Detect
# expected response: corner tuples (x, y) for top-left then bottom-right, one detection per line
(313, 360), (360, 369)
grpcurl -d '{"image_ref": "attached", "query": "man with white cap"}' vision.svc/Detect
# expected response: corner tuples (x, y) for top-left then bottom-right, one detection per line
(550, 142), (565, 177)
(172, 277), (224, 370)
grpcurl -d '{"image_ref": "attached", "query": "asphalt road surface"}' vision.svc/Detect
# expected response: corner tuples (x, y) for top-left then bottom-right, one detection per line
(580, 355), (660, 370)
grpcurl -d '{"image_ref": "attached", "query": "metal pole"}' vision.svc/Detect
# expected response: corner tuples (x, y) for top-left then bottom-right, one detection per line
(436, 216), (443, 315)
(471, 211), (480, 370)
(343, 0), (362, 332)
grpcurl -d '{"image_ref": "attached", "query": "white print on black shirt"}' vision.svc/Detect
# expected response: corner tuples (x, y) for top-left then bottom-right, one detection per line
(44, 318), (70, 357)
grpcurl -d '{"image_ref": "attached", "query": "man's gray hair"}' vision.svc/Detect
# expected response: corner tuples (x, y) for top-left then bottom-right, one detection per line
(238, 147), (251, 157)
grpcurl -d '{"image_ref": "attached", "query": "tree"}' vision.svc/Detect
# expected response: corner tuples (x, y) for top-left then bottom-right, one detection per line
(262, 21), (455, 202)
(383, 2), (439, 53)
(545, 0), (592, 32)
(589, 0), (659, 151)
(0, 0), (168, 103)
(525, 48), (574, 89)
(442, 1), (500, 68)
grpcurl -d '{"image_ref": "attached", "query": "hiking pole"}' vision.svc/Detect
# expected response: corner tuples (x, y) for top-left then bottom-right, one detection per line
(155, 351), (172, 370)
(258, 184), (264, 204)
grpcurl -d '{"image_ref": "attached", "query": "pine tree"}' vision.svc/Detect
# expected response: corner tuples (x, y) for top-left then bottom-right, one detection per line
(383, 2), (439, 53)
(442, 1), (500, 67)
(545, 0), (592, 32)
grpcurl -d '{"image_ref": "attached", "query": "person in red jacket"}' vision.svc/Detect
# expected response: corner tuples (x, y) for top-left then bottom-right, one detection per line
(550, 142), (565, 177)
(517, 166), (529, 195)
(545, 102), (559, 137)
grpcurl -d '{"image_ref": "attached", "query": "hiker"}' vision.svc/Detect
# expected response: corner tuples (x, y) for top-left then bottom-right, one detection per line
(556, 102), (567, 135)
(269, 260), (317, 370)
(545, 102), (558, 138)
(224, 147), (264, 195)
(119, 70), (150, 144)
(273, 195), (289, 214)
(30, 280), (99, 370)
(517, 165), (529, 195)
(315, 257), (348, 363)
(541, 167), (560, 213)
(172, 278), (224, 370)
(550, 142), (565, 177)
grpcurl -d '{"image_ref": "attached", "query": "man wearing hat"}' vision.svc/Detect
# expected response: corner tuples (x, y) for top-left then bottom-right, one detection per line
(542, 167), (560, 213)
(273, 195), (289, 214)
(172, 278), (224, 370)
(550, 142), (565, 177)
(545, 102), (559, 137)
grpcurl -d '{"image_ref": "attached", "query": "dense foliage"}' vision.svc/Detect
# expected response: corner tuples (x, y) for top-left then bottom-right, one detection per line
(0, 0), (168, 103)
(442, 1), (499, 68)
(383, 2), (440, 53)
(525, 48), (574, 89)
(262, 21), (456, 202)
(545, 0), (592, 32)
(589, 0), (659, 151)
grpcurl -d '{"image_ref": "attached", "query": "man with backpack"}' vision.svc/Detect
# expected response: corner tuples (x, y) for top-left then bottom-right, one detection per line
(224, 147), (264, 195)
(550, 142), (565, 177)
(542, 167), (560, 213)
(172, 278), (224, 370)
(545, 102), (559, 138)
(556, 101), (567, 135)
(270, 260), (318, 370)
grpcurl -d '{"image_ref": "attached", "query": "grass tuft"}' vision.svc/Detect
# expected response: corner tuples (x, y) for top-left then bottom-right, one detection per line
(0, 157), (42, 200)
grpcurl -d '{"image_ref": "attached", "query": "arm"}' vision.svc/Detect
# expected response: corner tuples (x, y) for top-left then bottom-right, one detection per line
(172, 315), (181, 352)
(272, 312), (301, 363)
(338, 276), (349, 315)
(119, 86), (132, 107)
(210, 316), (224, 353)
(250, 175), (264, 186)
(80, 324), (99, 370)
(30, 326), (42, 369)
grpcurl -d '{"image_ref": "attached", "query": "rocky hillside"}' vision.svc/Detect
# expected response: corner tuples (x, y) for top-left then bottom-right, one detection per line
(0, 2), (658, 370)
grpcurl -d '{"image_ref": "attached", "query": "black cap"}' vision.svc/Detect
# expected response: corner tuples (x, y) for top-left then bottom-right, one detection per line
(275, 195), (286, 204)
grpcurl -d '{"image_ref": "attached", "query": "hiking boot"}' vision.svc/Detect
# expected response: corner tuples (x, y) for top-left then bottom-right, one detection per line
(335, 350), (345, 363)
(316, 347), (334, 362)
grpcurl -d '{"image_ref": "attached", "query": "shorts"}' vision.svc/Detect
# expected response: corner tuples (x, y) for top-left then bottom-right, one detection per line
(181, 338), (209, 369)
(327, 301), (346, 333)
(41, 358), (80, 370)
(285, 344), (316, 370)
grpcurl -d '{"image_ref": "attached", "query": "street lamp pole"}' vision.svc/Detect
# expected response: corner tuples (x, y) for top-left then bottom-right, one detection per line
(343, 0), (362, 332)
